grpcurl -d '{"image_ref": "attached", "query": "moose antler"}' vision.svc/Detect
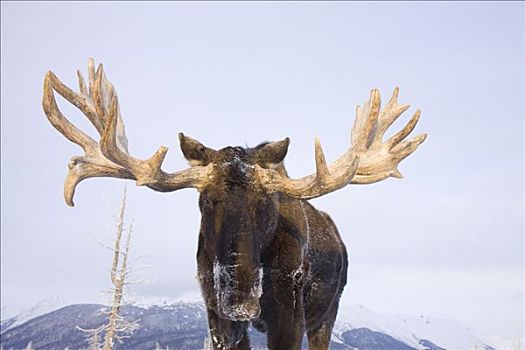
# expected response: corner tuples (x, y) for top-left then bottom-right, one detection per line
(255, 88), (427, 199)
(43, 58), (213, 206)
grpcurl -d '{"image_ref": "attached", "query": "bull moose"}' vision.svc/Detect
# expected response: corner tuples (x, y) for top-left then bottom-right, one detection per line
(42, 58), (426, 350)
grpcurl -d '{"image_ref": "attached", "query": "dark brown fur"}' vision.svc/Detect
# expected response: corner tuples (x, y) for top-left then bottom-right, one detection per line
(181, 136), (348, 350)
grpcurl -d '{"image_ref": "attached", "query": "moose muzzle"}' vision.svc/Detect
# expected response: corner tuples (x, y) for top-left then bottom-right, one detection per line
(213, 262), (263, 321)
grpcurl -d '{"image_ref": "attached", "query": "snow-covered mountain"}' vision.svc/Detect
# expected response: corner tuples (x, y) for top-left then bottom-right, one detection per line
(0, 296), (516, 350)
(332, 304), (497, 350)
(0, 297), (64, 334)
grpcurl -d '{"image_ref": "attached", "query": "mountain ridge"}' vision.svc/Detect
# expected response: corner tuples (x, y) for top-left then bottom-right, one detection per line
(1, 298), (500, 350)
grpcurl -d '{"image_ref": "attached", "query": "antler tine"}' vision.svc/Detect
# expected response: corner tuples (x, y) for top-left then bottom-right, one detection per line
(314, 137), (330, 182)
(43, 70), (134, 206)
(63, 156), (134, 207)
(100, 95), (169, 186)
(92, 62), (129, 152)
(77, 69), (88, 96)
(254, 134), (361, 199)
(88, 57), (96, 100)
(43, 72), (97, 154)
(256, 87), (426, 199)
(350, 87), (427, 183)
(43, 58), (213, 206)
(386, 109), (421, 150)
(391, 133), (427, 160)
(372, 87), (410, 144)
(47, 67), (104, 135)
(92, 63), (108, 128)
(351, 89), (381, 152)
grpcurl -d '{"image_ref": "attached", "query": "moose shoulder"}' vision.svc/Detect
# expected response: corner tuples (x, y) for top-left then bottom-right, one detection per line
(42, 58), (426, 350)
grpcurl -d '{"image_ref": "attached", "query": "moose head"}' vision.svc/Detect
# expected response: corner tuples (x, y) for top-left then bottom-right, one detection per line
(43, 58), (426, 349)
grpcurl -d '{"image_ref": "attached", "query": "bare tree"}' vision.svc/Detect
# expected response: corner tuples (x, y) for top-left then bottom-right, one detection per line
(90, 331), (100, 350)
(86, 327), (102, 350)
(102, 189), (139, 349)
(78, 189), (139, 350)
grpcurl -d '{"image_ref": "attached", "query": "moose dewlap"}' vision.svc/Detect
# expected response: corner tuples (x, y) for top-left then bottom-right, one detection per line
(43, 58), (426, 350)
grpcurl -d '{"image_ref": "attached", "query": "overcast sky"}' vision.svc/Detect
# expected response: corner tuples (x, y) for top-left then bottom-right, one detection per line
(1, 1), (523, 340)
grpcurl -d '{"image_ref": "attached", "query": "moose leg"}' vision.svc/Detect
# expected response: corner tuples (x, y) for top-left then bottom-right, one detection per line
(261, 249), (306, 348)
(306, 303), (338, 350)
(206, 308), (251, 350)
(306, 321), (334, 350)
(264, 295), (304, 350)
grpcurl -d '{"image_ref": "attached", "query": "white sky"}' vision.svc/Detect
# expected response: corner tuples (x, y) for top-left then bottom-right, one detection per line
(1, 1), (523, 340)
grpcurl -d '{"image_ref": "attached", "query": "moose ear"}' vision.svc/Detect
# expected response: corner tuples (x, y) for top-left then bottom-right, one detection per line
(252, 137), (290, 168)
(178, 133), (215, 166)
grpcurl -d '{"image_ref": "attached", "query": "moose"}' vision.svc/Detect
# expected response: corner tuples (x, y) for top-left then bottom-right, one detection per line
(42, 59), (426, 350)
